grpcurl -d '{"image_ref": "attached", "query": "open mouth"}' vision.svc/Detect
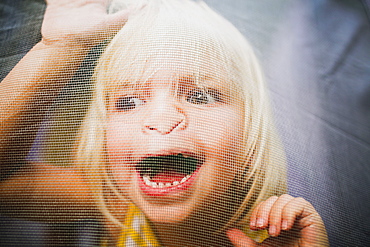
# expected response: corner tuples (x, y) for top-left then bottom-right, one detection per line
(136, 153), (201, 189)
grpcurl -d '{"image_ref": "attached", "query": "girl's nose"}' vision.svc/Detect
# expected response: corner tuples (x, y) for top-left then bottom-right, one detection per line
(142, 100), (186, 135)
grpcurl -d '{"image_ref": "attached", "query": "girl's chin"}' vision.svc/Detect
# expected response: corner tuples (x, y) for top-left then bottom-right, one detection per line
(140, 203), (193, 223)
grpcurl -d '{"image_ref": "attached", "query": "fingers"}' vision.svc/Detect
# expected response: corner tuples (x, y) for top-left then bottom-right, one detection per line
(250, 196), (278, 230)
(227, 228), (258, 247)
(281, 196), (325, 232)
(248, 195), (329, 246)
(280, 197), (311, 231)
(250, 195), (315, 237)
(267, 194), (295, 236)
(42, 0), (138, 46)
(282, 197), (329, 246)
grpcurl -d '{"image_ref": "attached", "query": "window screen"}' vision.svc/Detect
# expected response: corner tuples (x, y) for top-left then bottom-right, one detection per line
(1, 0), (369, 246)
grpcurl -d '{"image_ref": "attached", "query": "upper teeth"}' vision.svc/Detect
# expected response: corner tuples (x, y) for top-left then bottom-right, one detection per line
(143, 175), (191, 188)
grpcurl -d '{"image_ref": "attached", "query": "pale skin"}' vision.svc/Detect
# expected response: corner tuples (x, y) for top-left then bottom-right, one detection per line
(227, 195), (329, 247)
(0, 0), (329, 246)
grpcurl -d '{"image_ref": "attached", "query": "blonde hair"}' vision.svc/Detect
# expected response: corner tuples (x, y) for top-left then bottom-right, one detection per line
(76, 0), (286, 230)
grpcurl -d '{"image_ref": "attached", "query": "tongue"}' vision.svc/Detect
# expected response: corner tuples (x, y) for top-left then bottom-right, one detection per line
(150, 170), (187, 184)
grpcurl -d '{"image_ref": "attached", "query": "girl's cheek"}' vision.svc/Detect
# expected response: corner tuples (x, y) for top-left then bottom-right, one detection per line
(106, 122), (128, 161)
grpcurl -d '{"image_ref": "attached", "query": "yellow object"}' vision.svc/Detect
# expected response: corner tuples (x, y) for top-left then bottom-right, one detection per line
(117, 203), (161, 247)
(243, 226), (269, 243)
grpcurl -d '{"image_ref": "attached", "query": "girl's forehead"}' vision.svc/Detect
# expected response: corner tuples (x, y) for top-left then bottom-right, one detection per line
(103, 42), (243, 96)
(109, 68), (235, 93)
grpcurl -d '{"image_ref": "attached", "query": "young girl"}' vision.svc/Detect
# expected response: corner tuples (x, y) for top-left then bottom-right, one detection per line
(0, 0), (328, 246)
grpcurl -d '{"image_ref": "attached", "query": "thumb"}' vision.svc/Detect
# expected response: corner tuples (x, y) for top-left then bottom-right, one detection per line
(227, 228), (258, 247)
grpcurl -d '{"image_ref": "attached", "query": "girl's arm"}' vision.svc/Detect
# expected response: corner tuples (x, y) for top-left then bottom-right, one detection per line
(0, 42), (88, 173)
(0, 163), (101, 222)
(0, 0), (129, 221)
(0, 0), (129, 169)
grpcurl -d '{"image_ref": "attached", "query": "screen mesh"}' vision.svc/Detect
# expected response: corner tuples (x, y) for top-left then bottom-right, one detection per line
(1, 0), (369, 246)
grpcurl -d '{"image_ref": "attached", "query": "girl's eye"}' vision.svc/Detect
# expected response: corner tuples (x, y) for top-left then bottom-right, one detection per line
(115, 96), (144, 111)
(186, 89), (221, 105)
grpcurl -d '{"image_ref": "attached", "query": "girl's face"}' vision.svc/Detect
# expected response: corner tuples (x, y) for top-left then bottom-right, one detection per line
(106, 58), (246, 224)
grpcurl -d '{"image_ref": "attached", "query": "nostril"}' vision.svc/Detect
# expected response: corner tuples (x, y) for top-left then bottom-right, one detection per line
(144, 125), (156, 131)
(143, 112), (186, 134)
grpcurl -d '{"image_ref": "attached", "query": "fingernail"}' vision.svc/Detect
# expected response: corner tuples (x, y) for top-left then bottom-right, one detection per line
(282, 220), (288, 230)
(269, 225), (276, 236)
(256, 218), (264, 227)
(250, 219), (256, 227)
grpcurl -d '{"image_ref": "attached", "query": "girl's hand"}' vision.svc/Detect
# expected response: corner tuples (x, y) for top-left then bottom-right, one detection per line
(227, 195), (329, 247)
(42, 0), (131, 47)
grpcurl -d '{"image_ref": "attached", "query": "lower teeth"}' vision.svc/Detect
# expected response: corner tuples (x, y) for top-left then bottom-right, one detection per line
(143, 175), (191, 188)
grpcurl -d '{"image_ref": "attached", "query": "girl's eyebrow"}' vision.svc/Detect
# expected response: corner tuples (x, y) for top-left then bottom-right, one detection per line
(177, 73), (233, 94)
(174, 74), (211, 95)
(112, 73), (226, 93)
(122, 74), (215, 91)
(176, 74), (219, 89)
